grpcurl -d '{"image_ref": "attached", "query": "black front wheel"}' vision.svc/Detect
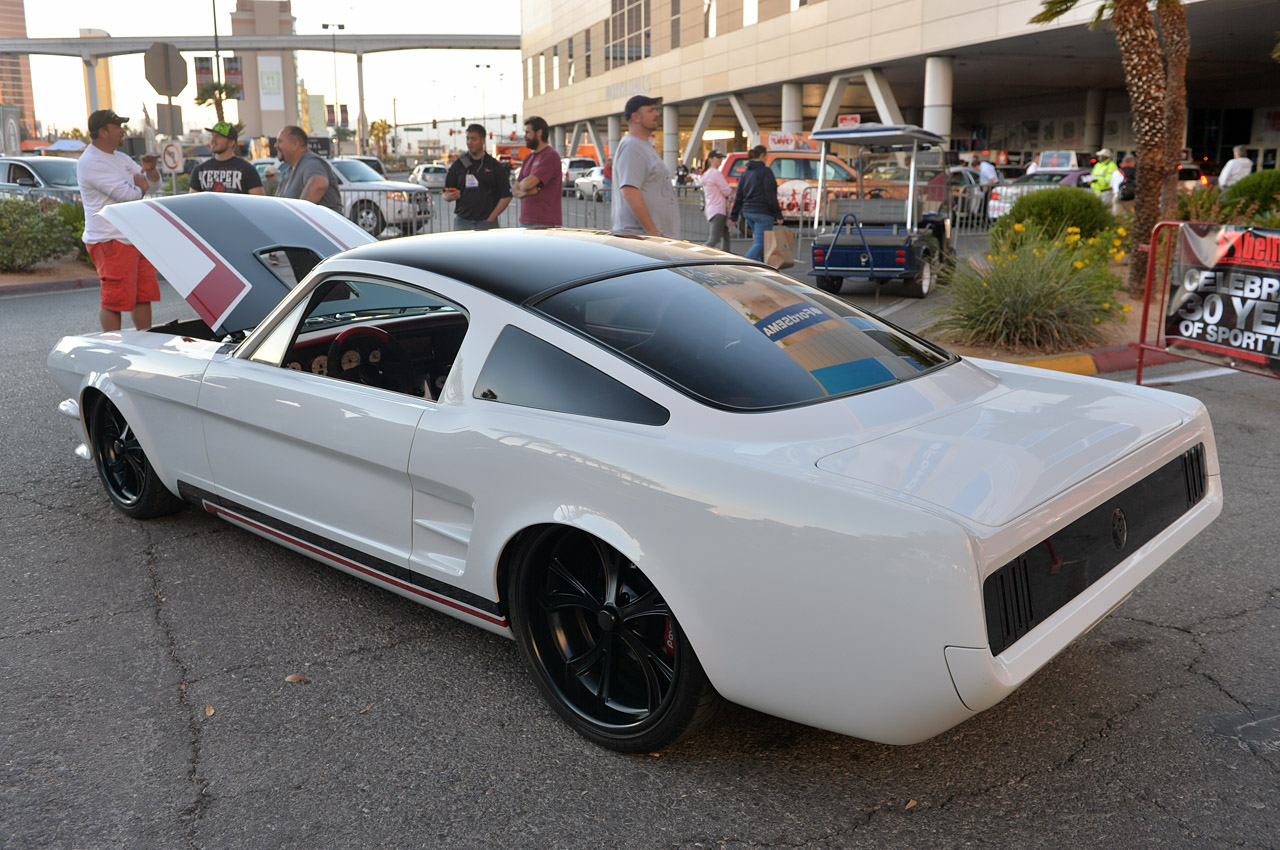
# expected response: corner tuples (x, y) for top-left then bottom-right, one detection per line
(508, 528), (722, 752)
(90, 399), (184, 519)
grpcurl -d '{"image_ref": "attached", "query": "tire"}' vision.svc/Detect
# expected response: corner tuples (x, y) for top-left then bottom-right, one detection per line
(816, 276), (843, 294)
(89, 398), (184, 520)
(590, 186), (600, 202)
(902, 260), (934, 299)
(351, 202), (385, 237)
(576, 188), (585, 200)
(508, 528), (723, 752)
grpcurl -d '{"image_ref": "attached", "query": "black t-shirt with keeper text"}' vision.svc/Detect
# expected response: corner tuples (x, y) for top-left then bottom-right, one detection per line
(189, 155), (263, 194)
(445, 153), (512, 221)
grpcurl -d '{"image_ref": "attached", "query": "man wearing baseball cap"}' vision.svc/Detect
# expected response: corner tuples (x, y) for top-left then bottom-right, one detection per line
(611, 94), (680, 238)
(189, 122), (263, 195)
(76, 109), (162, 331)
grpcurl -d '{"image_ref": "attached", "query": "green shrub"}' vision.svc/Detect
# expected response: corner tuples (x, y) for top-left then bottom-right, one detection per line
(990, 186), (1114, 246)
(1175, 185), (1259, 225)
(54, 200), (85, 241)
(0, 196), (80, 273)
(1221, 169), (1280, 215)
(932, 227), (1126, 353)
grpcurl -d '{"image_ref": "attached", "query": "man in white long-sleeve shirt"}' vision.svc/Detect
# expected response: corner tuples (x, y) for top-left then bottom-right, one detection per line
(77, 109), (161, 331)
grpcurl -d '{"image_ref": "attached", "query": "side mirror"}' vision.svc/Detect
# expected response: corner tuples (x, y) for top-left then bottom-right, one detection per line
(16, 177), (35, 187)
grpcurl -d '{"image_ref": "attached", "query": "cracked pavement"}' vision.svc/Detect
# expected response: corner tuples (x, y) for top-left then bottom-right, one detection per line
(2, 285), (1278, 849)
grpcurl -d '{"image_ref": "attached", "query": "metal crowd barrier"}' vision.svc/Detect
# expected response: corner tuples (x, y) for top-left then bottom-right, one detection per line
(0, 186), (82, 207)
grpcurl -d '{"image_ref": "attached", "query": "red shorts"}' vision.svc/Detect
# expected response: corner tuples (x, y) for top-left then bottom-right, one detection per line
(87, 240), (160, 312)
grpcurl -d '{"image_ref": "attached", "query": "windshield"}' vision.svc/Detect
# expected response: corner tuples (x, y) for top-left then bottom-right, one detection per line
(331, 159), (384, 182)
(536, 265), (954, 410)
(28, 158), (79, 187)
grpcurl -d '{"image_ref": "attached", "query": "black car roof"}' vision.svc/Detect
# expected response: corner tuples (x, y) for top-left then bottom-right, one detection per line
(339, 228), (757, 305)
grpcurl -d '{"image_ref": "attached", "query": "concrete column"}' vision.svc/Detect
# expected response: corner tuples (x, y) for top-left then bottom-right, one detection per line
(607, 115), (621, 161)
(1083, 88), (1105, 152)
(356, 51), (367, 155)
(662, 104), (679, 172)
(781, 83), (803, 133)
(553, 125), (566, 156)
(922, 56), (953, 141)
(83, 57), (98, 113)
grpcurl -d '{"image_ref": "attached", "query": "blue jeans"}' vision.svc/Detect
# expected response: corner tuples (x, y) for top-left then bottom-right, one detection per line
(454, 216), (496, 231)
(744, 211), (774, 261)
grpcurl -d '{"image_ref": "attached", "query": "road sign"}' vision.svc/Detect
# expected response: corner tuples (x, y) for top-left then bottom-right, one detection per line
(159, 141), (183, 175)
(144, 42), (188, 97)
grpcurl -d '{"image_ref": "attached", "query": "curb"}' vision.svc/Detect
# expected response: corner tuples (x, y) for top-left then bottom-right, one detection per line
(1015, 344), (1184, 376)
(0, 277), (99, 297)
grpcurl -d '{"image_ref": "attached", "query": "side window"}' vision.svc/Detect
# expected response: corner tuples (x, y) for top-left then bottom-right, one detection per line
(728, 159), (747, 179)
(270, 277), (469, 400)
(825, 161), (854, 181)
(771, 158), (807, 181)
(474, 326), (669, 426)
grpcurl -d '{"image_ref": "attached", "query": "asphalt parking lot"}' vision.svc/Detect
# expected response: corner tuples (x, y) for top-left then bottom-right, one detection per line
(2, 275), (1278, 849)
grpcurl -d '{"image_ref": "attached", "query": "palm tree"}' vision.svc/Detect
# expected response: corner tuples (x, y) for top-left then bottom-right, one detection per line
(369, 119), (391, 158)
(194, 81), (243, 125)
(1031, 0), (1189, 293)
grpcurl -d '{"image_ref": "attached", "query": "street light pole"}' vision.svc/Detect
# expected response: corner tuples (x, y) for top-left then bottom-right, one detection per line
(475, 63), (490, 132)
(323, 22), (344, 154)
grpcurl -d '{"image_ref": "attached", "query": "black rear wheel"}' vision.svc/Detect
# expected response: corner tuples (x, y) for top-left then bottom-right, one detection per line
(816, 275), (843, 294)
(90, 399), (184, 519)
(509, 528), (722, 752)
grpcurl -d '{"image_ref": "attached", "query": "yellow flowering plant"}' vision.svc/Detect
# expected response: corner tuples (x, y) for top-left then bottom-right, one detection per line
(933, 226), (1125, 353)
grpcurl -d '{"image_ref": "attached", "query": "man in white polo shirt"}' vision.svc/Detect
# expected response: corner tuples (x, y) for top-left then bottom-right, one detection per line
(76, 109), (162, 331)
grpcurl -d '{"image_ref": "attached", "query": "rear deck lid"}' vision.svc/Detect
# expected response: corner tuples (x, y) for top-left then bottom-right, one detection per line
(100, 193), (373, 336)
(817, 382), (1187, 527)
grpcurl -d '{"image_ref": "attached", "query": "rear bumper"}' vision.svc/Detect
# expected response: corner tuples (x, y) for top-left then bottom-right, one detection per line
(946, 472), (1223, 712)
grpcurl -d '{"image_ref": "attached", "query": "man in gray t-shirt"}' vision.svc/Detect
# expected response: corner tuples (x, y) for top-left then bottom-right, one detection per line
(275, 125), (342, 213)
(611, 95), (680, 238)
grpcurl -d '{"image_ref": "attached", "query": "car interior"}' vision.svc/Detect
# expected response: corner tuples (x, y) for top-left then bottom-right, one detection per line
(278, 278), (469, 401)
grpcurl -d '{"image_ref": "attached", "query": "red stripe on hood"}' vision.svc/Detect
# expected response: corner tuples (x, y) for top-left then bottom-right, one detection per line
(148, 203), (250, 328)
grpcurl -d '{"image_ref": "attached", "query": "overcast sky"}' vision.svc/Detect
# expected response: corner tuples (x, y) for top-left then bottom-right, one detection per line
(23, 0), (523, 137)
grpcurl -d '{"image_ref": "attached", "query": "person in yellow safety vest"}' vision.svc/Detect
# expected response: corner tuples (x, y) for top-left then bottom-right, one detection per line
(1089, 148), (1119, 194)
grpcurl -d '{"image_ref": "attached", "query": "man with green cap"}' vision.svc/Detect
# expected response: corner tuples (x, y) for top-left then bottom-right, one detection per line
(189, 122), (264, 194)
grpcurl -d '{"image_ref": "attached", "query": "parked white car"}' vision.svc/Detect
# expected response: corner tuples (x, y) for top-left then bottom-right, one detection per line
(574, 166), (607, 200)
(408, 162), (448, 191)
(561, 157), (597, 195)
(48, 193), (1222, 754)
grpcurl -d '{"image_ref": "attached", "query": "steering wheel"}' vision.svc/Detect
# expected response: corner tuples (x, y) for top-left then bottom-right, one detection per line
(325, 326), (418, 395)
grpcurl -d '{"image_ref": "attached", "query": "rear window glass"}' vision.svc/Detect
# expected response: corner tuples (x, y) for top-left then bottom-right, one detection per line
(535, 265), (955, 411)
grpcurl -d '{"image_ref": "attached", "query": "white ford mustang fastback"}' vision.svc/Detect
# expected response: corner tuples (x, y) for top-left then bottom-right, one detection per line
(48, 194), (1222, 752)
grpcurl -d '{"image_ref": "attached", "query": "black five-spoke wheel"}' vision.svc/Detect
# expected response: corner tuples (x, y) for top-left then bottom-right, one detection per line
(509, 528), (721, 752)
(90, 399), (184, 519)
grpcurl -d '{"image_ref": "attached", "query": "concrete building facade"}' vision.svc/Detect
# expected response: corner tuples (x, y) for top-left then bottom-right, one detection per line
(520, 0), (1280, 171)
(0, 0), (35, 136)
(229, 0), (300, 139)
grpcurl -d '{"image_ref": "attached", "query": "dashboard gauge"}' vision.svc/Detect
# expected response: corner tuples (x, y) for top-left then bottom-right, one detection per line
(285, 360), (303, 371)
(368, 348), (383, 364)
(340, 348), (362, 371)
(310, 354), (328, 376)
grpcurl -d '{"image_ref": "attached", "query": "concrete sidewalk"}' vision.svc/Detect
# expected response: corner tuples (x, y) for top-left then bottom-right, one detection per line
(1, 268), (1182, 377)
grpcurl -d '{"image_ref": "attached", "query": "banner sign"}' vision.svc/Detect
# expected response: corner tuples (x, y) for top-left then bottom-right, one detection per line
(223, 57), (244, 99)
(1165, 223), (1280, 377)
(340, 105), (349, 129)
(195, 57), (214, 89)
(766, 131), (815, 151)
(258, 55), (284, 111)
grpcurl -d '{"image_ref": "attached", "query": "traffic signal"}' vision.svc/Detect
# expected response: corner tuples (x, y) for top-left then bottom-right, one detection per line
(512, 113), (517, 124)
(432, 119), (437, 129)
(489, 132), (493, 139)
(460, 117), (465, 125)
(509, 132), (516, 141)
(449, 128), (454, 136)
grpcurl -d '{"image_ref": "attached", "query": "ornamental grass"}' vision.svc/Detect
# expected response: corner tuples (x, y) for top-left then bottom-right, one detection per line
(932, 224), (1128, 354)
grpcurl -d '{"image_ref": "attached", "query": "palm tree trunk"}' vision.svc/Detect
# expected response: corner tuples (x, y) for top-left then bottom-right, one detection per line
(1111, 0), (1167, 294)
(1157, 0), (1189, 218)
